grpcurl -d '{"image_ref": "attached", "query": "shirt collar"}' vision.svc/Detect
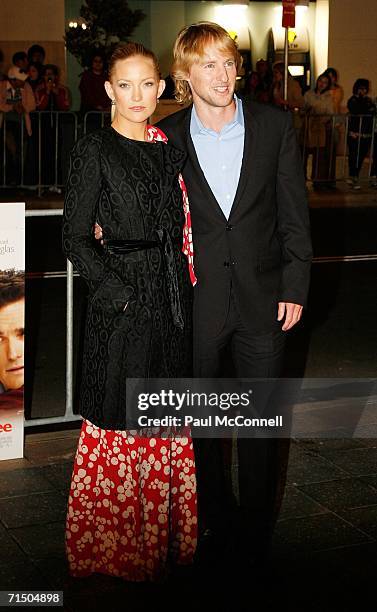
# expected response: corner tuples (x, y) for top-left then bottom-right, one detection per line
(191, 94), (244, 137)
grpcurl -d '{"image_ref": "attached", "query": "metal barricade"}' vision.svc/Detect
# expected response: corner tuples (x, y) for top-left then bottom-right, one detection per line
(301, 112), (377, 185)
(1, 109), (376, 192)
(0, 111), (78, 196)
(24, 208), (80, 427)
(83, 110), (110, 135)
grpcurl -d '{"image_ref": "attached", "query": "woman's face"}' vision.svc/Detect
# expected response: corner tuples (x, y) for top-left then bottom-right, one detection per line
(317, 76), (329, 92)
(105, 55), (165, 126)
(273, 68), (283, 82)
(327, 71), (337, 85)
(92, 56), (104, 73)
(357, 86), (368, 97)
(28, 65), (39, 81)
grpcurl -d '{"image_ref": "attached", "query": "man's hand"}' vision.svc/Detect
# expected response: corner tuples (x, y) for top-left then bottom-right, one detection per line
(277, 302), (303, 331)
(94, 223), (103, 245)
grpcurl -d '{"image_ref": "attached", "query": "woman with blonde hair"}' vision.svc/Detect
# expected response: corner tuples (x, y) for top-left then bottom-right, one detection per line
(63, 42), (197, 582)
(304, 72), (336, 189)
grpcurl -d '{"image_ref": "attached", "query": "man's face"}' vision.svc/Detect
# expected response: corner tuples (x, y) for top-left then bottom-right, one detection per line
(31, 52), (44, 64)
(44, 68), (56, 83)
(187, 44), (237, 110)
(0, 299), (24, 391)
(15, 58), (28, 71)
(9, 77), (25, 89)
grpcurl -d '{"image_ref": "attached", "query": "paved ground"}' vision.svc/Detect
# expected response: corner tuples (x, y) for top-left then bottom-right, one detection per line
(0, 429), (376, 610)
(0, 183), (376, 609)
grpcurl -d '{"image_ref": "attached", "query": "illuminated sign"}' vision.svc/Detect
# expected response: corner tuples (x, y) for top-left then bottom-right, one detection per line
(282, 0), (296, 28)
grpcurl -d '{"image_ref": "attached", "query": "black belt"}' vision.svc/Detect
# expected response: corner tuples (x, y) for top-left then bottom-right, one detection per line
(103, 228), (184, 330)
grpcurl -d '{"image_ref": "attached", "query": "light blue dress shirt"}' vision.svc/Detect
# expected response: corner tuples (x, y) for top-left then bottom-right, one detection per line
(190, 95), (245, 220)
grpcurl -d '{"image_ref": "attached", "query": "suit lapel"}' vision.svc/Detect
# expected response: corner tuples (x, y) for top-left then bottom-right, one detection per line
(181, 100), (261, 221)
(229, 100), (260, 219)
(184, 107), (227, 221)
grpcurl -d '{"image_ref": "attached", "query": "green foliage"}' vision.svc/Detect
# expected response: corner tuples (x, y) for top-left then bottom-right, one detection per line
(64, 0), (146, 68)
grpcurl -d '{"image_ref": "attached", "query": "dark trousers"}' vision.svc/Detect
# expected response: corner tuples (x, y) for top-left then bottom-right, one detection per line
(312, 122), (336, 187)
(348, 136), (372, 178)
(193, 288), (288, 557)
(372, 135), (377, 177)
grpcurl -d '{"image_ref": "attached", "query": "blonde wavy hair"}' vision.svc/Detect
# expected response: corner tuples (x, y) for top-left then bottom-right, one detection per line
(171, 21), (242, 104)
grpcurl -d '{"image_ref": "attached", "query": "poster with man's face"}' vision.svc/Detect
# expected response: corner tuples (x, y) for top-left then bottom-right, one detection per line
(0, 296), (24, 391)
(0, 203), (25, 460)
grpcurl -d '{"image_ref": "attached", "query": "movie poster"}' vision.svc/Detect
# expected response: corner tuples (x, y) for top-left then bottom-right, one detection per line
(0, 203), (25, 460)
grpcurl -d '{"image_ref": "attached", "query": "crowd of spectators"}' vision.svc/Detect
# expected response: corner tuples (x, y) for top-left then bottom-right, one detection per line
(0, 44), (111, 188)
(243, 59), (377, 190)
(0, 45), (376, 190)
(0, 45), (72, 185)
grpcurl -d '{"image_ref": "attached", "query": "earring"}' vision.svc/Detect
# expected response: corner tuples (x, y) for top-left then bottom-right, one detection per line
(157, 98), (160, 104)
(111, 99), (116, 106)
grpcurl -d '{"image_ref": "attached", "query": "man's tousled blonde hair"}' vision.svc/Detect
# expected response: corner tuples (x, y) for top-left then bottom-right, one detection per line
(171, 21), (242, 104)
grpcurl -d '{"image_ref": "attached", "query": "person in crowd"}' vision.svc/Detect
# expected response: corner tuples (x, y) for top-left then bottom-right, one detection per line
(304, 72), (336, 189)
(271, 61), (304, 111)
(0, 49), (5, 81)
(35, 65), (70, 188)
(35, 64), (70, 111)
(244, 70), (261, 101)
(27, 62), (43, 92)
(12, 52), (28, 73)
(0, 49), (5, 186)
(324, 67), (344, 114)
(27, 44), (45, 66)
(0, 67), (36, 183)
(0, 272), (24, 397)
(270, 61), (305, 144)
(370, 101), (377, 188)
(79, 51), (110, 113)
(24, 62), (43, 185)
(347, 78), (376, 189)
(157, 22), (312, 576)
(255, 58), (272, 103)
(63, 42), (197, 582)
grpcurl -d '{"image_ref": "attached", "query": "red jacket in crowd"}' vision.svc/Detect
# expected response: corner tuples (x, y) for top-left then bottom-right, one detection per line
(35, 82), (70, 111)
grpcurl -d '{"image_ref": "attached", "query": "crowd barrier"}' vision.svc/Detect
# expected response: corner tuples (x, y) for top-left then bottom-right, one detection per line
(0, 110), (376, 192)
(299, 112), (377, 185)
(0, 111), (109, 196)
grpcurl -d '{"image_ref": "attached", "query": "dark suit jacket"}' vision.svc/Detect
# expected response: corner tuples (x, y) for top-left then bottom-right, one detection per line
(158, 99), (313, 337)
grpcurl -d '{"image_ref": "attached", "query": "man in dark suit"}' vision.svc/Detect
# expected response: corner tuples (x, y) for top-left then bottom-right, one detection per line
(157, 22), (312, 568)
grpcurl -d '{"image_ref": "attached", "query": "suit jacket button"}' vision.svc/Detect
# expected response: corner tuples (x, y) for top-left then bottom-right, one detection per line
(231, 261), (237, 266)
(226, 224), (233, 231)
(224, 261), (230, 267)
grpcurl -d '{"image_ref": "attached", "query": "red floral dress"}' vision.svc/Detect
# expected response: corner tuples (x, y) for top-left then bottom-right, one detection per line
(65, 126), (197, 582)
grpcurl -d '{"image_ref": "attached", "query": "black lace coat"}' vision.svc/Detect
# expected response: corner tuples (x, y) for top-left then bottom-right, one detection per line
(62, 127), (192, 429)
